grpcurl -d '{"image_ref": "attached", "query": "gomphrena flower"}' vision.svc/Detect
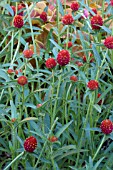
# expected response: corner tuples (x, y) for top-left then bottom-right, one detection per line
(87, 80), (99, 90)
(10, 4), (24, 16)
(7, 69), (14, 74)
(36, 104), (42, 108)
(100, 119), (113, 134)
(57, 50), (70, 66)
(110, 0), (113, 6)
(70, 2), (80, 11)
(70, 76), (78, 82)
(45, 58), (57, 69)
(64, 41), (73, 48)
(104, 36), (113, 49)
(23, 49), (34, 58)
(17, 76), (28, 86)
(48, 136), (58, 142)
(91, 15), (103, 30)
(90, 8), (97, 16)
(40, 11), (47, 22)
(18, 4), (24, 16)
(13, 15), (24, 28)
(97, 93), (102, 105)
(75, 61), (83, 67)
(62, 14), (74, 25)
(24, 136), (37, 152)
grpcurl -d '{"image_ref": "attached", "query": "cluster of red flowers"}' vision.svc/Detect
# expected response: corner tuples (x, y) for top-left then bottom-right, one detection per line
(45, 49), (70, 69)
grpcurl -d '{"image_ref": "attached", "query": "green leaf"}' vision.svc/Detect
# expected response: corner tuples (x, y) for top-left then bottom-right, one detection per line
(56, 120), (73, 138)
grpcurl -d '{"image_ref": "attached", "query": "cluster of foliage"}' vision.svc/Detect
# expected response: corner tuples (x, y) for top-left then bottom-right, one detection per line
(1, 0), (113, 169)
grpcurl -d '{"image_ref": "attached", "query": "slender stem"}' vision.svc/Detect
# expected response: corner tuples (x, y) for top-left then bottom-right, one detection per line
(51, 71), (62, 126)
(11, 30), (21, 66)
(4, 151), (24, 170)
(56, 0), (60, 45)
(34, 117), (58, 168)
(25, 3), (36, 53)
(75, 93), (95, 168)
(93, 135), (106, 161)
(66, 26), (69, 50)
(96, 49), (108, 80)
(102, 0), (105, 18)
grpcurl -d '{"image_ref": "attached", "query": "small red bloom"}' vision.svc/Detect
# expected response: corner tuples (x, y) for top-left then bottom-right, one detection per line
(100, 119), (113, 134)
(87, 80), (99, 90)
(11, 118), (16, 122)
(70, 76), (78, 82)
(90, 8), (97, 16)
(13, 15), (24, 28)
(15, 69), (22, 75)
(24, 136), (37, 152)
(97, 93), (102, 105)
(104, 36), (113, 49)
(10, 6), (16, 16)
(18, 4), (24, 16)
(23, 49), (34, 58)
(45, 58), (57, 69)
(7, 69), (14, 74)
(36, 104), (42, 108)
(110, 0), (113, 6)
(48, 136), (58, 142)
(75, 61), (83, 67)
(91, 15), (103, 30)
(70, 2), (80, 11)
(17, 76), (28, 86)
(64, 41), (73, 48)
(40, 11), (47, 22)
(62, 14), (74, 25)
(83, 53), (94, 63)
(57, 50), (70, 66)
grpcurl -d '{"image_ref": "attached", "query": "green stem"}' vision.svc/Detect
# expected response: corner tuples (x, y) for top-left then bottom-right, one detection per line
(11, 30), (21, 66)
(25, 3), (36, 53)
(93, 135), (106, 161)
(51, 71), (62, 126)
(56, 0), (60, 45)
(75, 93), (95, 168)
(4, 151), (24, 170)
(96, 49), (108, 81)
(66, 26), (69, 50)
(34, 117), (58, 168)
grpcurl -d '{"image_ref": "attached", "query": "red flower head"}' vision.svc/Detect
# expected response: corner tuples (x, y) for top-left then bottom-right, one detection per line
(17, 76), (28, 86)
(62, 14), (74, 25)
(70, 2), (80, 11)
(97, 93), (102, 105)
(64, 41), (73, 48)
(48, 136), (58, 142)
(13, 15), (24, 28)
(70, 75), (78, 82)
(37, 104), (42, 108)
(10, 6), (16, 16)
(24, 136), (37, 152)
(90, 8), (97, 16)
(104, 36), (113, 49)
(57, 50), (70, 66)
(7, 69), (14, 74)
(40, 11), (47, 22)
(100, 119), (113, 134)
(15, 69), (22, 75)
(23, 49), (34, 59)
(18, 4), (24, 16)
(45, 58), (57, 69)
(75, 61), (83, 67)
(91, 15), (103, 30)
(87, 80), (99, 90)
(110, 0), (113, 6)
